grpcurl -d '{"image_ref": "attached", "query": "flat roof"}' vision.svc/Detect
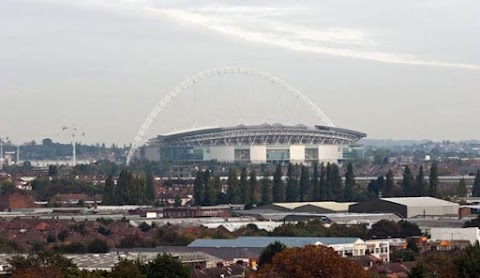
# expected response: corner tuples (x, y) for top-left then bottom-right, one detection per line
(188, 236), (362, 248)
(380, 197), (459, 207)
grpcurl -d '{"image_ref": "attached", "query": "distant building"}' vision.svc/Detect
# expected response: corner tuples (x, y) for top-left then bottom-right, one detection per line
(430, 227), (480, 244)
(349, 197), (459, 218)
(256, 201), (354, 214)
(143, 124), (365, 164)
(163, 206), (232, 218)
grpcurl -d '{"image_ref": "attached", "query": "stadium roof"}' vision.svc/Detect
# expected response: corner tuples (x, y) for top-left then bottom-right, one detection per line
(379, 197), (459, 207)
(188, 236), (362, 248)
(147, 124), (366, 147)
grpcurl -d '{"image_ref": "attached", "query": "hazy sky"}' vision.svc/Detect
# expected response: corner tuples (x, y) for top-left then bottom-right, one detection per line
(1, 0), (479, 145)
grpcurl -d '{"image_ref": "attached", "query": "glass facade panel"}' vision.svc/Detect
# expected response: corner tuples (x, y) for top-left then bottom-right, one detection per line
(305, 148), (319, 161)
(234, 149), (250, 161)
(266, 148), (290, 162)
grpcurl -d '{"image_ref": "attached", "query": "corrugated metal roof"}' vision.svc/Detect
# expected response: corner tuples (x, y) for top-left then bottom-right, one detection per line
(380, 197), (459, 207)
(188, 236), (362, 248)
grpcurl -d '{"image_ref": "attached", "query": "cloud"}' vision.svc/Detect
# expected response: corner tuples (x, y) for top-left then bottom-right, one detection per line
(146, 6), (479, 70)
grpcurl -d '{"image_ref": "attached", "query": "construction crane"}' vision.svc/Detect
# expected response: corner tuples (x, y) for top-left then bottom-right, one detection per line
(62, 125), (85, 166)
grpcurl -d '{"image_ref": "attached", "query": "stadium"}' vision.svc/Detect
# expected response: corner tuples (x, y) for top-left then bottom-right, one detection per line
(127, 67), (366, 165)
(142, 124), (366, 164)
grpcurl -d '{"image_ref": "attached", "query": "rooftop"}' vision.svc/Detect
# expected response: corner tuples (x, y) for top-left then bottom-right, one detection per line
(380, 197), (459, 207)
(188, 236), (362, 248)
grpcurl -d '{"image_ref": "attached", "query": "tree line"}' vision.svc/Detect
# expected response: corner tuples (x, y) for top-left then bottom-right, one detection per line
(102, 170), (156, 205)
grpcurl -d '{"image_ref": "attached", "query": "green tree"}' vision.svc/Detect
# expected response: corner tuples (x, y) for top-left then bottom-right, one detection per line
(226, 168), (242, 204)
(203, 170), (213, 206)
(272, 164), (285, 202)
(402, 166), (415, 197)
(258, 241), (286, 267)
(48, 165), (58, 177)
(109, 259), (144, 278)
(331, 164), (343, 201)
(261, 171), (273, 205)
(102, 175), (115, 205)
(299, 165), (310, 202)
(391, 249), (416, 262)
(457, 178), (467, 198)
(285, 163), (298, 202)
(145, 171), (155, 204)
(87, 239), (109, 253)
(472, 170), (480, 197)
(141, 254), (191, 278)
(193, 170), (204, 206)
(319, 163), (327, 200)
(240, 167), (250, 204)
(383, 169), (395, 197)
(415, 166), (427, 196)
(344, 162), (356, 201)
(8, 251), (79, 278)
(429, 162), (439, 197)
(312, 162), (320, 201)
(368, 220), (401, 239)
(249, 170), (258, 205)
(212, 175), (222, 205)
(455, 242), (480, 277)
(408, 262), (426, 278)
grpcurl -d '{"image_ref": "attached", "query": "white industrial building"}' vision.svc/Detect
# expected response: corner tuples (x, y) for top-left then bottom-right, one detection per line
(430, 227), (480, 244)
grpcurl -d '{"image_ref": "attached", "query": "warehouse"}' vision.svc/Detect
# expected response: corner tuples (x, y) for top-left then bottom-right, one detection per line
(348, 197), (459, 218)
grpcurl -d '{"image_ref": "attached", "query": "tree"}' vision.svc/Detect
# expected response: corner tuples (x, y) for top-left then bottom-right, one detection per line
(399, 220), (422, 238)
(193, 170), (204, 206)
(420, 251), (457, 278)
(457, 178), (467, 198)
(312, 162), (320, 201)
(48, 165), (58, 177)
(226, 168), (242, 204)
(261, 172), (273, 206)
(145, 171), (155, 204)
(299, 165), (310, 202)
(472, 170), (480, 197)
(415, 166), (427, 196)
(8, 251), (79, 278)
(285, 163), (298, 202)
(368, 220), (401, 239)
(391, 249), (416, 262)
(383, 169), (395, 198)
(344, 162), (356, 201)
(109, 259), (144, 278)
(256, 245), (368, 278)
(142, 254), (191, 278)
(258, 241), (286, 267)
(402, 166), (415, 197)
(240, 168), (250, 204)
(272, 164), (285, 202)
(367, 179), (379, 198)
(203, 170), (213, 206)
(455, 242), (480, 277)
(212, 175), (223, 205)
(429, 162), (439, 196)
(102, 175), (115, 205)
(330, 164), (343, 201)
(249, 170), (258, 205)
(87, 239), (109, 253)
(408, 262), (426, 278)
(319, 163), (327, 200)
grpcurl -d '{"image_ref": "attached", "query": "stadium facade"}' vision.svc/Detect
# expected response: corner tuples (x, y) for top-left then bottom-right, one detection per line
(142, 124), (366, 164)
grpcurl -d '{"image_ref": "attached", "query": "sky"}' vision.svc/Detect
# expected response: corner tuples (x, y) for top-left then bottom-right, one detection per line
(1, 0), (479, 145)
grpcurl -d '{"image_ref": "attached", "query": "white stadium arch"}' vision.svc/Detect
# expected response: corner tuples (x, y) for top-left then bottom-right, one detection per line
(126, 67), (335, 164)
